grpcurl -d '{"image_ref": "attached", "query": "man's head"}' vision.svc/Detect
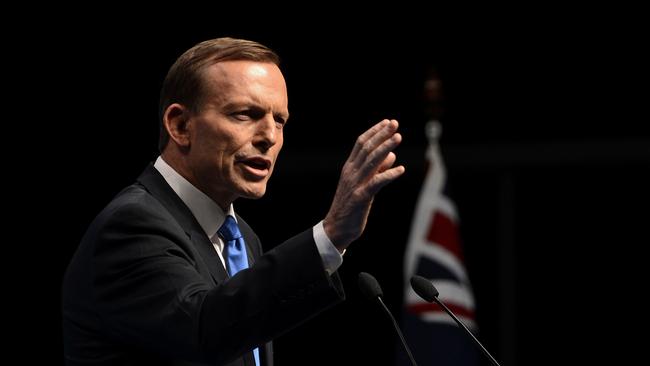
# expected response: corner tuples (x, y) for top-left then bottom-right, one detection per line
(159, 37), (289, 209)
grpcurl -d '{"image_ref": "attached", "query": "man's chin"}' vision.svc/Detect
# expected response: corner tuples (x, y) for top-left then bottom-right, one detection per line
(238, 186), (267, 200)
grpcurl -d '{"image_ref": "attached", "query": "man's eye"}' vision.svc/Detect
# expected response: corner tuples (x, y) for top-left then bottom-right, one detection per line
(232, 112), (252, 121)
(274, 117), (286, 126)
(232, 109), (266, 121)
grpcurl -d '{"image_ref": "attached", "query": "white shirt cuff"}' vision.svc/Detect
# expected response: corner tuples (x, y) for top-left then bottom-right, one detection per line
(313, 220), (343, 274)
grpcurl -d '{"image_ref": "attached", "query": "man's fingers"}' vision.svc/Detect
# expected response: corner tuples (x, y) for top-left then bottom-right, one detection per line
(367, 165), (406, 196)
(377, 152), (397, 173)
(349, 119), (397, 162)
(358, 132), (402, 176)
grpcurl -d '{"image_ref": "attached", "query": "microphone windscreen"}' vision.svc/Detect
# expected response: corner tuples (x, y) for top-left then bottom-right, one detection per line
(358, 272), (383, 300)
(410, 275), (439, 302)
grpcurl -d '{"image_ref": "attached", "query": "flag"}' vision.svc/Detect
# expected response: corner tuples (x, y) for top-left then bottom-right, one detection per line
(399, 120), (480, 365)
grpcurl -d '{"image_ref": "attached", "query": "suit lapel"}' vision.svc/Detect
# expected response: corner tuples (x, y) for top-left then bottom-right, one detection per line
(137, 164), (229, 284)
(236, 215), (259, 267)
(189, 229), (229, 283)
(245, 238), (256, 268)
(261, 341), (273, 366)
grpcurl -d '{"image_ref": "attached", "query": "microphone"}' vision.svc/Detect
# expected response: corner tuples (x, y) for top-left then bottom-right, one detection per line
(410, 275), (502, 366)
(358, 272), (418, 366)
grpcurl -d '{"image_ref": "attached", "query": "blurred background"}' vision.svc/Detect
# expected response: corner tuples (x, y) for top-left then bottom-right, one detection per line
(15, 8), (648, 366)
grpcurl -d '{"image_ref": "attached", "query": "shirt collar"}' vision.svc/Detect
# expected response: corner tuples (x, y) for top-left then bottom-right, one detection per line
(153, 156), (235, 239)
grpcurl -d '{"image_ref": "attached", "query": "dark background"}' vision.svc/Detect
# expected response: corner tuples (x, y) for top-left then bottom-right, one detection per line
(15, 9), (648, 366)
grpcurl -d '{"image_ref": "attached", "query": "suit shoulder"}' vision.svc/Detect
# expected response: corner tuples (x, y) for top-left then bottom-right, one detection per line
(105, 183), (175, 219)
(87, 183), (182, 238)
(109, 183), (165, 212)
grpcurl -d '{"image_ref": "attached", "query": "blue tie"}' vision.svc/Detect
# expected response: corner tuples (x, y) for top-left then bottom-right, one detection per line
(218, 215), (260, 366)
(219, 215), (249, 276)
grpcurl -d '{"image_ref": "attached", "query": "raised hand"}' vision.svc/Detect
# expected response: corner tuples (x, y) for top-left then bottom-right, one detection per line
(323, 119), (406, 250)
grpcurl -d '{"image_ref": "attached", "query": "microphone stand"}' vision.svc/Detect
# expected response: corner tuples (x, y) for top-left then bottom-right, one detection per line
(431, 297), (501, 366)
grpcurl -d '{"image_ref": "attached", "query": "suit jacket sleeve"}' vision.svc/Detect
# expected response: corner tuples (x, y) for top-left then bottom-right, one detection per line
(64, 186), (344, 365)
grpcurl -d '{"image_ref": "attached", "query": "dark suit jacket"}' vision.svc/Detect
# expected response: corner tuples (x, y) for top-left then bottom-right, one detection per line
(62, 164), (345, 365)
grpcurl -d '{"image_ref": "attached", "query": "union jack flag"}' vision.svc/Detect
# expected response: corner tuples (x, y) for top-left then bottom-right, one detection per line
(399, 120), (479, 365)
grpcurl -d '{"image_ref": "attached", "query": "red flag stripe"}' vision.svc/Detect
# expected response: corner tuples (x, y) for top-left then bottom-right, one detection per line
(426, 211), (463, 260)
(407, 301), (475, 320)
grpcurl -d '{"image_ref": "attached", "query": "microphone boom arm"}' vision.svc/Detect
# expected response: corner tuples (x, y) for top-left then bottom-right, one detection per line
(376, 296), (418, 366)
(358, 272), (418, 366)
(431, 296), (501, 366)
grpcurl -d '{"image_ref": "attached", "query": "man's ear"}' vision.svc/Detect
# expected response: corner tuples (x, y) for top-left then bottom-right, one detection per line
(163, 103), (192, 148)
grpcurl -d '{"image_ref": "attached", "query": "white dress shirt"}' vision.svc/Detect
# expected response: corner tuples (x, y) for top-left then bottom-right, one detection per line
(154, 157), (343, 274)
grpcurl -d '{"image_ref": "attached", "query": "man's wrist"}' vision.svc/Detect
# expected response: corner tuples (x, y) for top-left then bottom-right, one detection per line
(313, 220), (344, 274)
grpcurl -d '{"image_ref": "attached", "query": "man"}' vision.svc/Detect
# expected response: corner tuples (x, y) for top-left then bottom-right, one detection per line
(62, 37), (405, 366)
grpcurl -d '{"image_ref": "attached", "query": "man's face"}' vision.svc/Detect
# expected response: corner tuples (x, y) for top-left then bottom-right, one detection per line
(187, 60), (289, 208)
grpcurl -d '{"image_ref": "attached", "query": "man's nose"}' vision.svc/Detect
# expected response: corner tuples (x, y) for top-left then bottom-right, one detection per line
(253, 115), (278, 151)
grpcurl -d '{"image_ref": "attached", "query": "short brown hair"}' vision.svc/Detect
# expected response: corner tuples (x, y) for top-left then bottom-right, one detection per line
(158, 37), (280, 152)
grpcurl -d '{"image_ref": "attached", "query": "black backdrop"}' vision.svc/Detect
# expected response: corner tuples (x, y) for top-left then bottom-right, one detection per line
(18, 11), (649, 366)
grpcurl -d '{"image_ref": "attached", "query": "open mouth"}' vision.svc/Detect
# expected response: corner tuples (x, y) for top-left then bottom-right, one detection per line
(243, 158), (271, 170)
(239, 156), (272, 178)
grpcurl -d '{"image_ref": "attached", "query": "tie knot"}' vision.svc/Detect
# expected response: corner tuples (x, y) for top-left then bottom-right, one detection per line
(218, 215), (242, 241)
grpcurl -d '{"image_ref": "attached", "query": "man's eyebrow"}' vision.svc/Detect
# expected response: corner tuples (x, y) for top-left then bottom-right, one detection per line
(222, 101), (256, 111)
(222, 101), (289, 119)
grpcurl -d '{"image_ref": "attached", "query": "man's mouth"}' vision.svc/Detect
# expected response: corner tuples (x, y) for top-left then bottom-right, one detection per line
(238, 156), (272, 178)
